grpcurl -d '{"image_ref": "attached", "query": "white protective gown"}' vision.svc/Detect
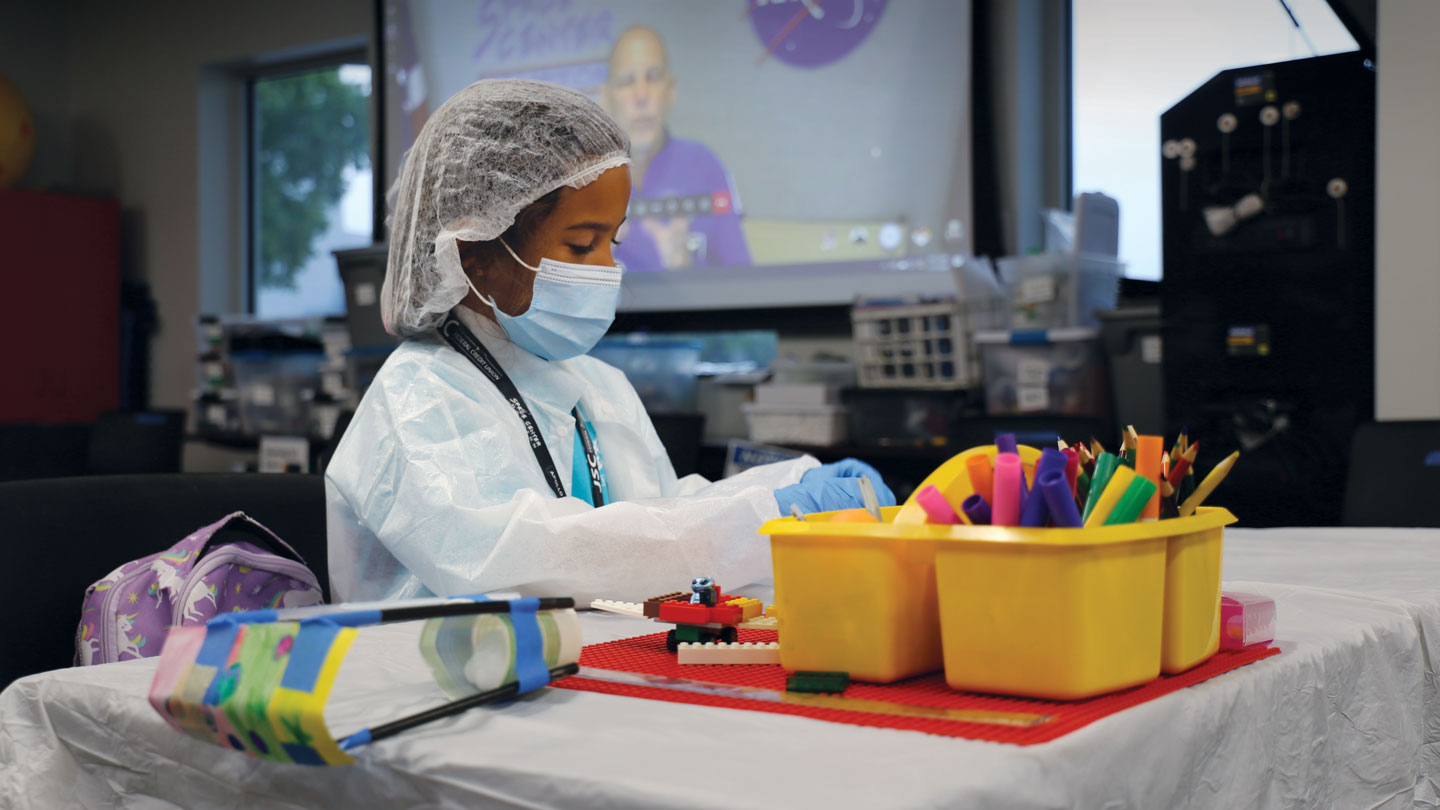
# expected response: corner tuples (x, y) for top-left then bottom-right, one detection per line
(325, 308), (815, 604)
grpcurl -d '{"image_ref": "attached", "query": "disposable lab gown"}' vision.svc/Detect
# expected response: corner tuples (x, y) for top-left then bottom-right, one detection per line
(325, 310), (814, 604)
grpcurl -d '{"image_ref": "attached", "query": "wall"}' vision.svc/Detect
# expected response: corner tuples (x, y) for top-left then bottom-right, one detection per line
(66, 0), (372, 418)
(1375, 0), (1440, 419)
(0, 2), (72, 190)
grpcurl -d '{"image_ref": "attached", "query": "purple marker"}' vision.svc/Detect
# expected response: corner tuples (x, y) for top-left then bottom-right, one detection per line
(994, 433), (1018, 455)
(1040, 469), (1084, 528)
(1020, 448), (1067, 527)
(961, 493), (992, 525)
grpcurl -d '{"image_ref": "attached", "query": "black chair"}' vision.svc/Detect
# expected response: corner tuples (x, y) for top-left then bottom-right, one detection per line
(1342, 421), (1440, 527)
(0, 423), (91, 481)
(1, 473), (327, 688)
(87, 410), (185, 475)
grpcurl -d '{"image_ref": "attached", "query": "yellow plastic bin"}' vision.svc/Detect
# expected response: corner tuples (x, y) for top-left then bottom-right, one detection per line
(1160, 510), (1229, 674)
(765, 507), (940, 682)
(762, 445), (1042, 683)
(932, 507), (1236, 700)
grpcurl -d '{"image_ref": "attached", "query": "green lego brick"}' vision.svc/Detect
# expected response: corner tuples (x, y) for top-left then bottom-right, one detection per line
(785, 671), (850, 694)
(674, 624), (707, 643)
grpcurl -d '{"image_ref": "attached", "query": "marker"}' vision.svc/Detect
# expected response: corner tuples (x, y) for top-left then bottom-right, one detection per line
(1039, 470), (1083, 528)
(994, 433), (1018, 455)
(1020, 448), (1066, 527)
(1136, 435), (1164, 520)
(1104, 475), (1160, 525)
(992, 453), (1024, 527)
(914, 485), (960, 525)
(1083, 465), (1136, 527)
(965, 454), (994, 505)
(961, 493), (992, 525)
(1178, 451), (1240, 517)
(1081, 452), (1119, 523)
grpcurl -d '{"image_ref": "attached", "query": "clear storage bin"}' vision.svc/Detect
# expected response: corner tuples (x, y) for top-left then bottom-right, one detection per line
(999, 253), (1123, 330)
(231, 349), (323, 436)
(589, 338), (702, 414)
(742, 403), (849, 446)
(974, 329), (1107, 416)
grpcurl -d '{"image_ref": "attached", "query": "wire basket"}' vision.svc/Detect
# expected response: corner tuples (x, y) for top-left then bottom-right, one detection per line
(851, 298), (1004, 390)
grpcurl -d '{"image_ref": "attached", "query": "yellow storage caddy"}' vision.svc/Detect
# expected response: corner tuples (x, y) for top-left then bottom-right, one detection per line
(932, 507), (1235, 700)
(762, 445), (1041, 683)
(1159, 510), (1230, 673)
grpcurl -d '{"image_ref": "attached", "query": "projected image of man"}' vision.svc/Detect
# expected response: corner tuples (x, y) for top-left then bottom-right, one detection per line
(603, 25), (751, 272)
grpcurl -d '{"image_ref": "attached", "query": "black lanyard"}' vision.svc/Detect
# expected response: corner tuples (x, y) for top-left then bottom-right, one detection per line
(438, 314), (604, 506)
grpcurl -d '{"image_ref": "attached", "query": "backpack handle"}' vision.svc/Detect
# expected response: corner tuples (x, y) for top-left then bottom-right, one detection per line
(196, 513), (307, 566)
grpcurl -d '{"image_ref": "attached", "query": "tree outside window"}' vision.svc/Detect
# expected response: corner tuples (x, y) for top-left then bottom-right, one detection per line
(252, 63), (373, 318)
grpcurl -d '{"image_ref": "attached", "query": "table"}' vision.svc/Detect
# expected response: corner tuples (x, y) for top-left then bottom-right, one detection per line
(3, 528), (1438, 809)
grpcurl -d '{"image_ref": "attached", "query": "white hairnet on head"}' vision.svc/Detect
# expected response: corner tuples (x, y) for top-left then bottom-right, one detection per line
(382, 78), (631, 337)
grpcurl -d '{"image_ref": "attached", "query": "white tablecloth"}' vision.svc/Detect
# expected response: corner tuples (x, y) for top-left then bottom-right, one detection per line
(3, 528), (1438, 810)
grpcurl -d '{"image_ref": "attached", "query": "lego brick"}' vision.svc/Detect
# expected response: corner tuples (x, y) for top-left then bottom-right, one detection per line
(589, 599), (646, 619)
(723, 597), (764, 622)
(786, 671), (850, 694)
(711, 604), (743, 625)
(658, 602), (713, 625)
(736, 615), (778, 631)
(676, 641), (782, 666)
(643, 592), (687, 619)
(765, 604), (780, 618)
(674, 624), (712, 644)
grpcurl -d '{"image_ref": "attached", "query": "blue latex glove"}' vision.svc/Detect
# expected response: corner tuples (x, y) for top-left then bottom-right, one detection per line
(774, 459), (897, 515)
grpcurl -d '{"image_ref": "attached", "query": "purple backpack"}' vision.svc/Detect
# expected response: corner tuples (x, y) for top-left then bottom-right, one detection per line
(75, 512), (324, 666)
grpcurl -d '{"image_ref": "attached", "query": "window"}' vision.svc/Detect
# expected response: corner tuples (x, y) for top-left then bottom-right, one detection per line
(250, 61), (373, 318)
(1072, 0), (1358, 279)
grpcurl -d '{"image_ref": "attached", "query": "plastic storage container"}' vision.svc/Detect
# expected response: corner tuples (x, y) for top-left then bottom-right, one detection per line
(589, 338), (702, 414)
(851, 298), (1003, 389)
(231, 349), (323, 435)
(1220, 592), (1276, 651)
(771, 360), (856, 388)
(742, 403), (848, 446)
(974, 329), (1107, 416)
(762, 445), (1043, 683)
(998, 253), (1122, 330)
(335, 245), (398, 349)
(762, 443), (1234, 696)
(1098, 306), (1164, 434)
(764, 505), (942, 682)
(932, 507), (1234, 698)
(844, 388), (974, 448)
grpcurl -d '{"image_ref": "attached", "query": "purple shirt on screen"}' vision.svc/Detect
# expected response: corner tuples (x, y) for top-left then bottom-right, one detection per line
(616, 137), (752, 272)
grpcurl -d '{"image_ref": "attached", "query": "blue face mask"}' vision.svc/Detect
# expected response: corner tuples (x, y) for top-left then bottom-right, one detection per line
(467, 238), (622, 361)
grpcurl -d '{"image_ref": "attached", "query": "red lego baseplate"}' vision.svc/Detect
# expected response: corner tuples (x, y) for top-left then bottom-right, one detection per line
(553, 629), (1281, 746)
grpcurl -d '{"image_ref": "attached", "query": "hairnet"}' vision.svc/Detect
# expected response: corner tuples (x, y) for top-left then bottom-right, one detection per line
(382, 79), (631, 337)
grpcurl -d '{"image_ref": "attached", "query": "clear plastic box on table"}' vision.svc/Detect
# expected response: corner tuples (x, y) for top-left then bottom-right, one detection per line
(588, 338), (702, 414)
(230, 349), (323, 435)
(973, 328), (1107, 416)
(998, 253), (1123, 330)
(741, 403), (849, 447)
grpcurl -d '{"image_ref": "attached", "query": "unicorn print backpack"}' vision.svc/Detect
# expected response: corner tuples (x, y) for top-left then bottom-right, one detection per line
(75, 512), (324, 666)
